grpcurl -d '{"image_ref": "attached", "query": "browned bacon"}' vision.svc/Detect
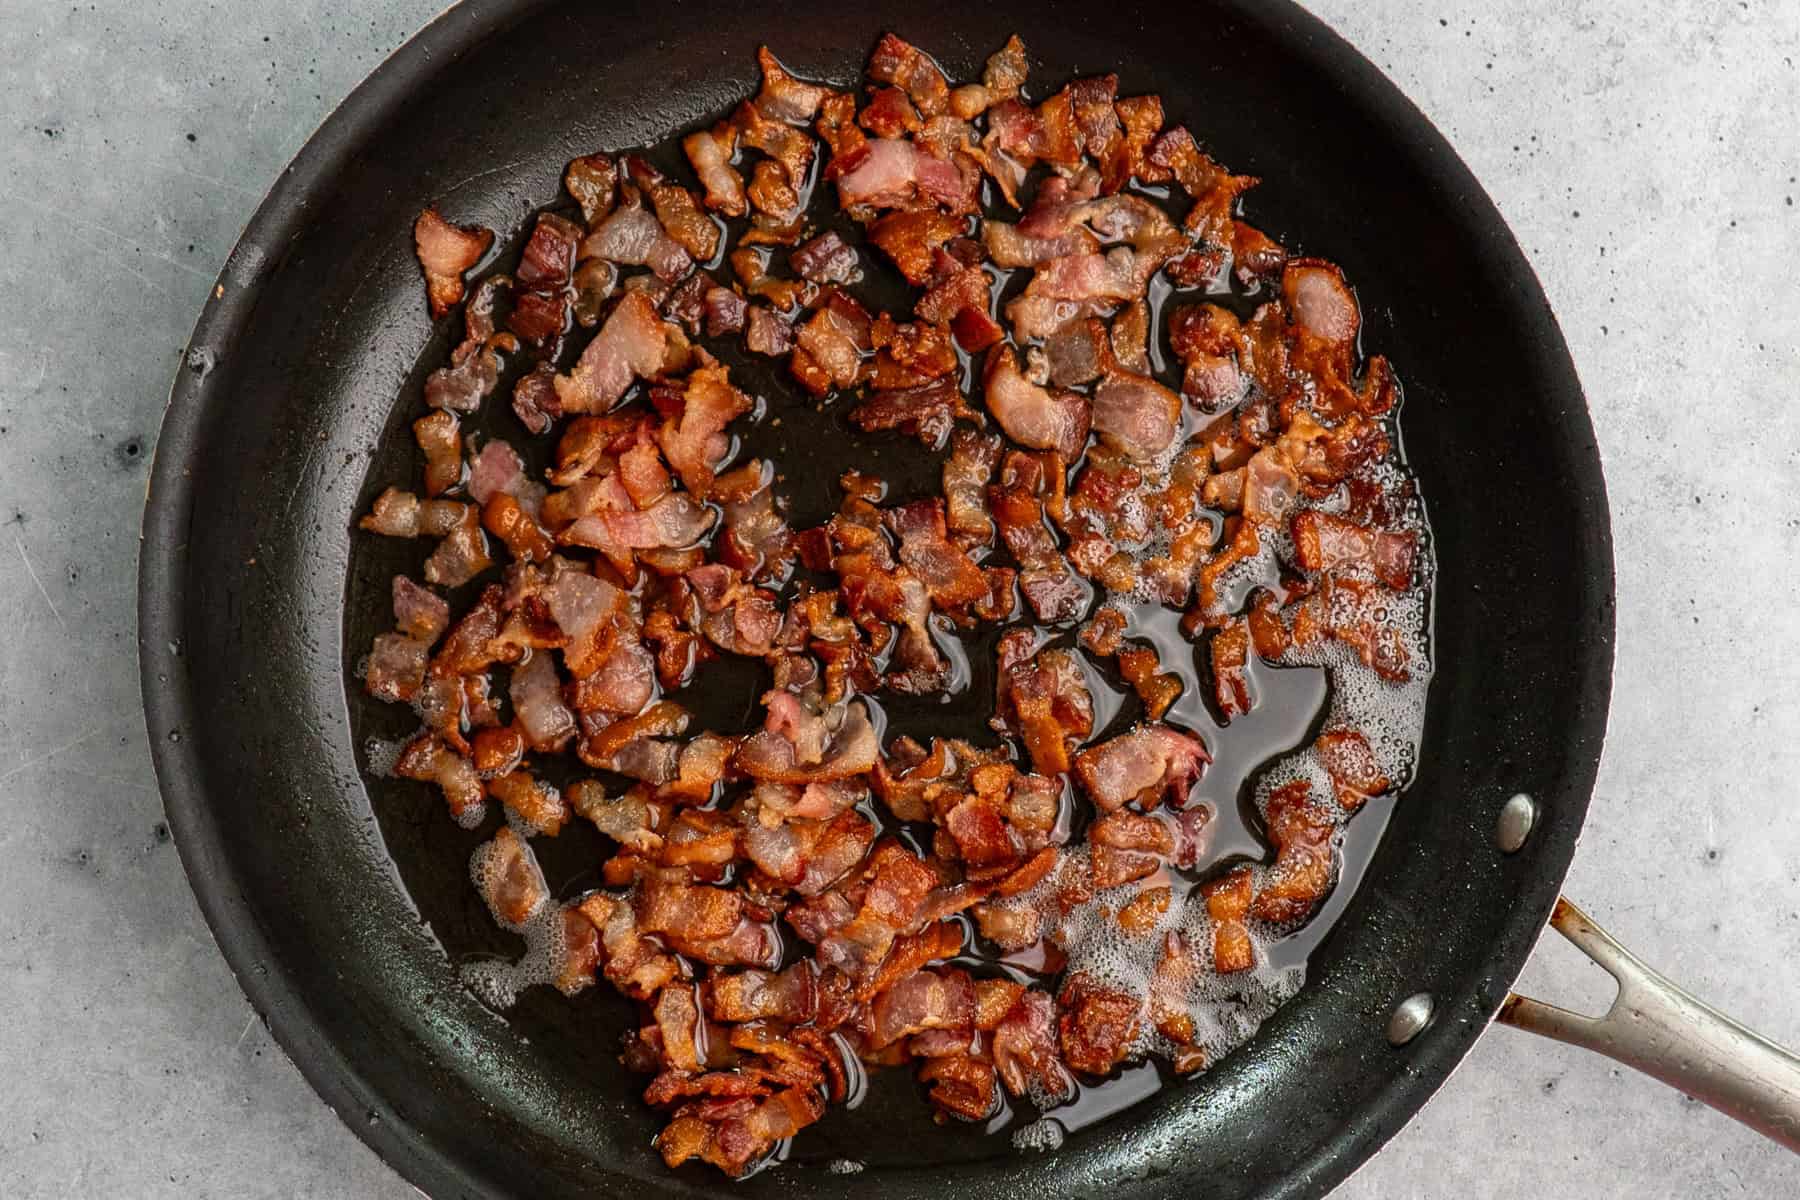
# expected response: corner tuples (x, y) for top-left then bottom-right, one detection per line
(1074, 724), (1209, 812)
(413, 207), (493, 318)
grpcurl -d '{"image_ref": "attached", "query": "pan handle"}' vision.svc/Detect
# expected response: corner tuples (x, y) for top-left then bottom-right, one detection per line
(1496, 896), (1800, 1152)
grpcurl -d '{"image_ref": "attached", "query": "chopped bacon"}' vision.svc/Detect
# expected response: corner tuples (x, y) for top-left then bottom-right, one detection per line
(737, 698), (878, 783)
(1211, 617), (1253, 719)
(412, 410), (462, 498)
(508, 213), (581, 348)
(684, 124), (748, 217)
(1057, 975), (1141, 1076)
(983, 346), (1090, 458)
(867, 210), (966, 284)
(1250, 780), (1336, 924)
(425, 276), (514, 413)
(754, 46), (834, 123)
(1091, 369), (1181, 463)
(470, 826), (547, 927)
(867, 32), (950, 118)
(847, 379), (970, 450)
(553, 292), (670, 415)
(655, 361), (751, 496)
(564, 154), (619, 224)
(836, 137), (968, 212)
(743, 305), (793, 356)
(1315, 728), (1389, 811)
(789, 231), (859, 284)
(1202, 866), (1255, 973)
(994, 631), (1093, 775)
(1291, 509), (1417, 591)
(992, 989), (1076, 1102)
(395, 733), (484, 822)
(509, 650), (576, 752)
(582, 187), (693, 281)
(989, 464), (1086, 624)
(656, 1086), (824, 1177)
(885, 499), (987, 610)
(706, 965), (817, 1024)
(1074, 724), (1210, 812)
(413, 207), (493, 318)
(626, 156), (721, 262)
(870, 969), (974, 1047)
(942, 429), (1001, 548)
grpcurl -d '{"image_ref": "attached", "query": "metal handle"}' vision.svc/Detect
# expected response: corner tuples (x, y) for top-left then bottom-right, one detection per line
(1497, 896), (1800, 1152)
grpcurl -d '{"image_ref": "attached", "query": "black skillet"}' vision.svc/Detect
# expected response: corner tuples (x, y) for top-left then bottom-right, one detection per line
(136, 0), (1798, 1195)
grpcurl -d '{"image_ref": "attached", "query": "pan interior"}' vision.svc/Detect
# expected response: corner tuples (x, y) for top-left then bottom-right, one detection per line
(141, 3), (1612, 1198)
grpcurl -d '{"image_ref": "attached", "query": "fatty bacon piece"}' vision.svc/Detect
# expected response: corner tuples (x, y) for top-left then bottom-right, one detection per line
(989, 452), (1087, 624)
(736, 693), (879, 784)
(1074, 724), (1209, 812)
(582, 185), (694, 282)
(835, 137), (973, 214)
(553, 292), (672, 415)
(364, 575), (450, 705)
(983, 346), (1090, 459)
(413, 207), (493, 318)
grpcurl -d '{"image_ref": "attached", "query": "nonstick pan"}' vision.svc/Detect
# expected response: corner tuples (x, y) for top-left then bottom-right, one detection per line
(135, 1), (1800, 1196)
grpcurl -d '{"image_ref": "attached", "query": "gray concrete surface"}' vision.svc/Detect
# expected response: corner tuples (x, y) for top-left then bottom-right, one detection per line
(2, 1), (1797, 1195)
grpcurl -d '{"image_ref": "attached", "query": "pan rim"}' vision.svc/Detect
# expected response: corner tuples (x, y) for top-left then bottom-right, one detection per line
(137, 2), (1614, 1197)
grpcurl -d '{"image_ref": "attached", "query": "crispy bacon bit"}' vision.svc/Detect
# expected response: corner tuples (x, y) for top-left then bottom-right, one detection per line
(471, 826), (547, 927)
(1211, 617), (1253, 719)
(836, 137), (968, 213)
(886, 499), (987, 611)
(413, 207), (493, 318)
(754, 46), (833, 123)
(1091, 369), (1181, 463)
(583, 187), (693, 281)
(743, 305), (793, 356)
(790, 231), (859, 284)
(1058, 976), (1141, 1076)
(984, 346), (1090, 459)
(510, 651), (576, 752)
(1202, 867), (1255, 973)
(943, 429), (1001, 547)
(868, 33), (950, 118)
(847, 379), (971, 450)
(994, 631), (1093, 775)
(655, 361), (751, 496)
(508, 213), (582, 348)
(1251, 781), (1336, 924)
(867, 210), (966, 284)
(565, 154), (619, 224)
(1075, 725), (1209, 812)
(1315, 729), (1389, 811)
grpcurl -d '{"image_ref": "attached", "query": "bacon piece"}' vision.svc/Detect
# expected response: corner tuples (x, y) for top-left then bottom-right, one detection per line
(365, 632), (428, 703)
(994, 631), (1093, 775)
(1089, 808), (1173, 889)
(1291, 509), (1417, 591)
(509, 650), (576, 752)
(511, 364), (560, 435)
(736, 698), (878, 783)
(470, 826), (546, 928)
(422, 505), (492, 587)
(790, 230), (859, 284)
(413, 207), (493, 318)
(886, 499), (987, 610)
(1251, 780), (1337, 924)
(743, 306), (793, 356)
(705, 965), (817, 1024)
(412, 410), (461, 498)
(867, 33), (950, 118)
(1315, 728), (1389, 811)
(847, 380), (971, 450)
(982, 216), (1100, 269)
(424, 276), (514, 413)
(626, 156), (720, 262)
(867, 210), (966, 284)
(683, 124), (748, 217)
(754, 45), (833, 123)
(655, 1086), (823, 1177)
(1074, 724), (1210, 812)
(395, 733), (483, 823)
(918, 1053), (997, 1121)
(942, 429), (1001, 548)
(1202, 866), (1255, 973)
(983, 346), (1090, 458)
(581, 189), (693, 282)
(792, 300), (869, 394)
(564, 154), (618, 224)
(507, 213), (581, 349)
(1148, 126), (1259, 244)
(870, 969), (974, 1048)
(488, 769), (567, 836)
(734, 100), (815, 191)
(835, 138), (967, 212)
(554, 292), (670, 415)
(992, 989), (1075, 1102)
(1091, 369), (1181, 463)
(562, 491), (715, 558)
(990, 465), (1086, 624)
(1057, 976), (1141, 1076)
(654, 362), (751, 496)
(1284, 257), (1359, 348)
(392, 575), (449, 642)
(1211, 617), (1253, 719)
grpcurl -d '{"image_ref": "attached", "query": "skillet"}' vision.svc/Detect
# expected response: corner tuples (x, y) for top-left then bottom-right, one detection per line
(135, 0), (1800, 1194)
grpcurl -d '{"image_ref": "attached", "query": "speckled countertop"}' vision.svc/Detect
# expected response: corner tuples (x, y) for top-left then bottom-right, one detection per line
(2, 1), (1797, 1195)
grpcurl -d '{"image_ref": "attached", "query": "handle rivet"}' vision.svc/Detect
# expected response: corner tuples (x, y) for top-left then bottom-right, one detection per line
(1495, 793), (1537, 853)
(1387, 992), (1435, 1046)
